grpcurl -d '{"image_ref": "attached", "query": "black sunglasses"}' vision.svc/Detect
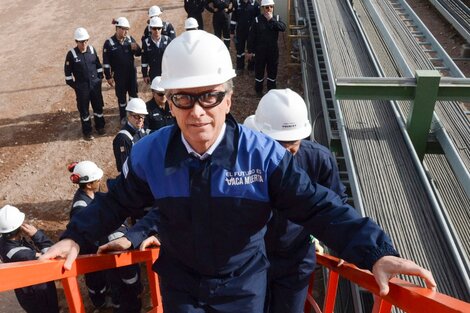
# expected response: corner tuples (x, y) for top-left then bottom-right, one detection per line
(169, 91), (226, 109)
(264, 5), (274, 8)
(151, 27), (163, 31)
(155, 92), (165, 96)
(75, 39), (88, 43)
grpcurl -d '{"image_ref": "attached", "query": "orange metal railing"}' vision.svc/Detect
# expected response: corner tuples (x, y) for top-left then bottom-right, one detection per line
(0, 249), (162, 313)
(1, 250), (470, 313)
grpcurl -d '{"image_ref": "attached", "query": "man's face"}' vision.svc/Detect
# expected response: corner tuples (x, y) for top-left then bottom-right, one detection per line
(116, 26), (129, 40)
(153, 90), (167, 106)
(128, 112), (146, 129)
(76, 39), (88, 52)
(278, 140), (301, 155)
(262, 5), (274, 13)
(151, 27), (162, 40)
(168, 83), (232, 154)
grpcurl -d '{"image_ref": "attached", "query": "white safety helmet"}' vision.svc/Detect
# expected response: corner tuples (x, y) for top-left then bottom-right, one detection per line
(255, 89), (312, 141)
(0, 205), (25, 234)
(126, 98), (148, 115)
(160, 30), (236, 89)
(69, 161), (104, 184)
(114, 17), (130, 28)
(148, 5), (162, 17)
(261, 0), (275, 6)
(74, 27), (90, 41)
(151, 76), (165, 92)
(149, 16), (164, 28)
(243, 115), (259, 131)
(184, 17), (199, 30)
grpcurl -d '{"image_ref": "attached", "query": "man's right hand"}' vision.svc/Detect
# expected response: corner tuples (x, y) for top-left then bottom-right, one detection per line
(97, 237), (132, 254)
(38, 239), (80, 271)
(143, 77), (150, 84)
(107, 78), (115, 87)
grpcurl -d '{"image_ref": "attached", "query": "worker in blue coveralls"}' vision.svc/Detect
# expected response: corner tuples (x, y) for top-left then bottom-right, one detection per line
(103, 17), (142, 124)
(40, 30), (436, 313)
(64, 27), (106, 140)
(0, 205), (60, 313)
(68, 161), (143, 312)
(244, 89), (348, 313)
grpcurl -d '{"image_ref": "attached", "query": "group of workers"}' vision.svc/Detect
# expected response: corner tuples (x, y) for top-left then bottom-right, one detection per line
(0, 2), (438, 313)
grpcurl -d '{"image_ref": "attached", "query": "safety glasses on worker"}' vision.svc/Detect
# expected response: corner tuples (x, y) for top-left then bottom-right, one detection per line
(169, 91), (226, 109)
(151, 27), (162, 31)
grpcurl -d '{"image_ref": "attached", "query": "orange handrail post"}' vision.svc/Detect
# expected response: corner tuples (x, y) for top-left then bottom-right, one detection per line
(146, 248), (163, 313)
(322, 269), (339, 313)
(372, 296), (393, 313)
(62, 276), (85, 313)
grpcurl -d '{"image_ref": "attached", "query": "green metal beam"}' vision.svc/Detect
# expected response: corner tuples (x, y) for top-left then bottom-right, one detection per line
(408, 70), (440, 160)
(334, 71), (470, 161)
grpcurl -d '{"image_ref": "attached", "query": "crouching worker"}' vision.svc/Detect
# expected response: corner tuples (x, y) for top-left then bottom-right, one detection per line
(69, 161), (143, 312)
(0, 205), (60, 313)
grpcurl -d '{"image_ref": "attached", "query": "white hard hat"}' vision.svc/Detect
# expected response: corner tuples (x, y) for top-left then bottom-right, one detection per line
(0, 205), (25, 234)
(74, 27), (90, 41)
(261, 0), (275, 6)
(243, 115), (259, 131)
(160, 30), (236, 89)
(151, 76), (165, 92)
(255, 89), (312, 141)
(69, 161), (104, 184)
(149, 16), (163, 28)
(148, 5), (162, 17)
(114, 17), (130, 28)
(184, 17), (199, 30)
(126, 98), (148, 115)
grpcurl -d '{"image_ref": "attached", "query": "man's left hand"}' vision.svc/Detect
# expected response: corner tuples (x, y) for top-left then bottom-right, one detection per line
(372, 255), (436, 296)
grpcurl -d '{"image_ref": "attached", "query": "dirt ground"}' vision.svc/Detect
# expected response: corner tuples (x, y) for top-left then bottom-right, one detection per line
(0, 0), (468, 312)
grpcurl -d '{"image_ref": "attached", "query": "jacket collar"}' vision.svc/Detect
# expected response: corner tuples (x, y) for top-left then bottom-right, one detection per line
(164, 114), (239, 171)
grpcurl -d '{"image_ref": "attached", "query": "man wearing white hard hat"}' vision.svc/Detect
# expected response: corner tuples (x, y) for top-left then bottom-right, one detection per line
(143, 5), (176, 40)
(64, 27), (106, 140)
(247, 0), (286, 96)
(142, 17), (172, 85)
(42, 30), (435, 313)
(68, 161), (143, 311)
(0, 205), (59, 313)
(145, 76), (175, 132)
(184, 17), (199, 30)
(103, 17), (142, 124)
(205, 0), (237, 49)
(184, 0), (206, 30)
(112, 98), (148, 172)
(245, 89), (347, 313)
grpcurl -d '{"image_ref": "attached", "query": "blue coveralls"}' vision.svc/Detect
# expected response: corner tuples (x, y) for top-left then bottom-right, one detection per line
(142, 21), (176, 41)
(230, 0), (260, 71)
(71, 189), (143, 312)
(0, 230), (59, 313)
(205, 0), (237, 49)
(184, 0), (207, 30)
(102, 35), (141, 119)
(247, 14), (286, 93)
(64, 45), (106, 136)
(112, 122), (147, 172)
(141, 35), (172, 81)
(144, 99), (175, 133)
(264, 140), (348, 313)
(61, 115), (399, 313)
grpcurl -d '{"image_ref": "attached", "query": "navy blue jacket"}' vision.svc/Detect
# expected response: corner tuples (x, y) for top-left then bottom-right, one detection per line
(102, 35), (141, 80)
(64, 45), (103, 89)
(141, 35), (172, 80)
(113, 122), (147, 172)
(231, 0), (260, 34)
(0, 231), (59, 313)
(62, 115), (398, 279)
(144, 99), (175, 132)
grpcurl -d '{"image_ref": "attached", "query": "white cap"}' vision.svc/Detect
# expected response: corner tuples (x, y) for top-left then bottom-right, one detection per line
(0, 205), (25, 234)
(148, 5), (162, 17)
(149, 16), (163, 28)
(151, 76), (165, 92)
(74, 27), (90, 41)
(160, 30), (236, 89)
(126, 98), (148, 115)
(243, 115), (259, 131)
(261, 0), (275, 6)
(114, 17), (130, 28)
(184, 17), (199, 30)
(254, 89), (312, 141)
(69, 161), (104, 184)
